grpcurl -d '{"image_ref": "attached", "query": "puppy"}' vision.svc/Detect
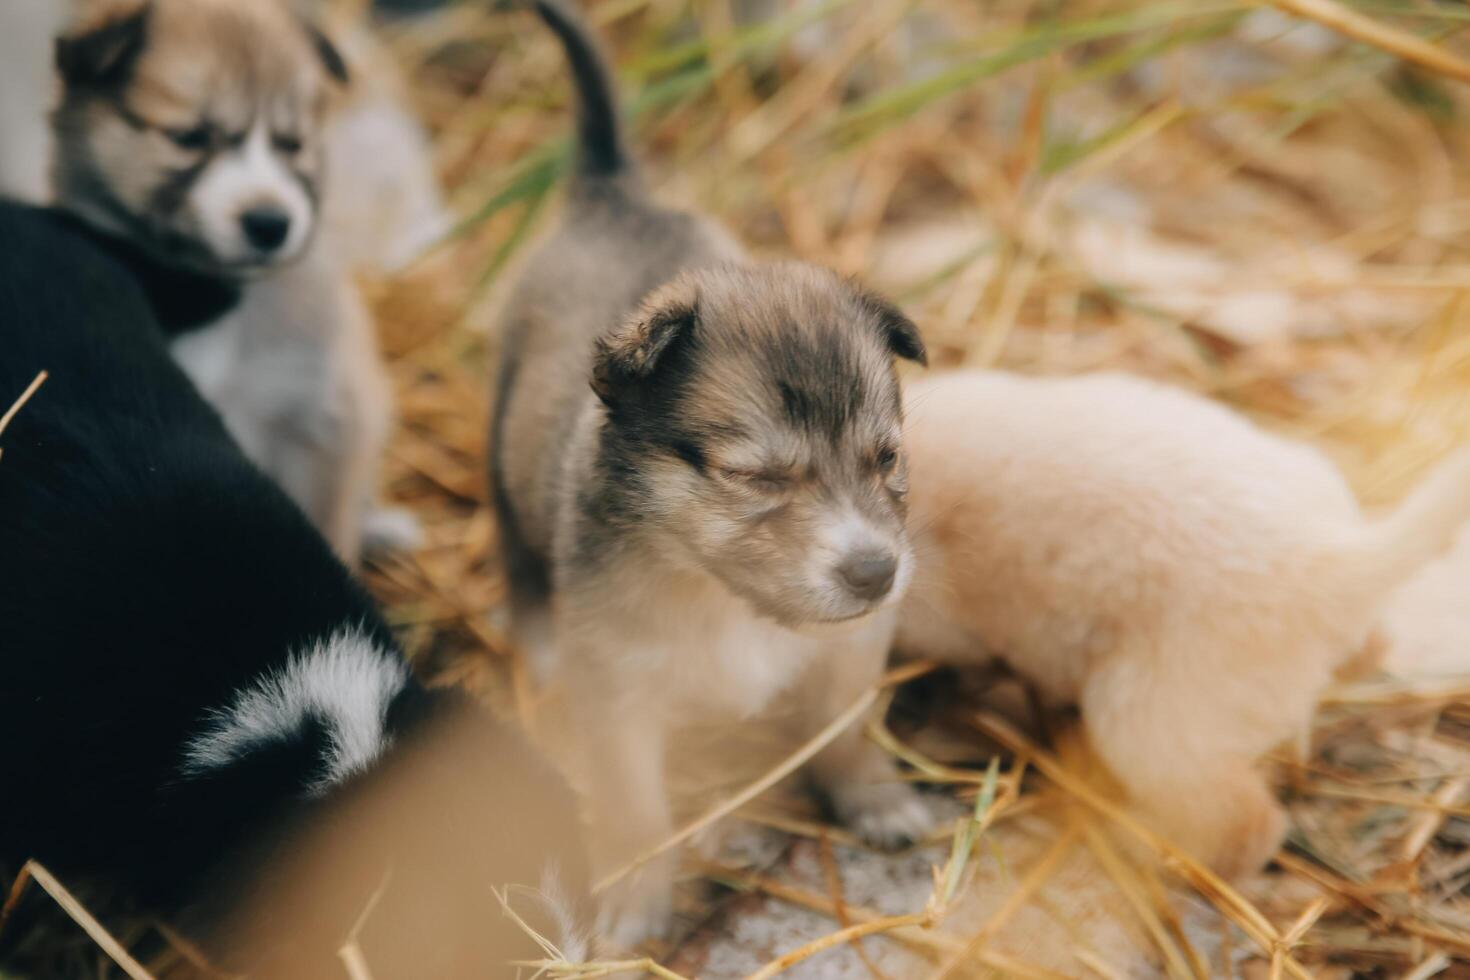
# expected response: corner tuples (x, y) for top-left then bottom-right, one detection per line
(0, 201), (585, 975)
(48, 0), (416, 564)
(320, 15), (454, 275)
(491, 0), (931, 946)
(898, 369), (1470, 876)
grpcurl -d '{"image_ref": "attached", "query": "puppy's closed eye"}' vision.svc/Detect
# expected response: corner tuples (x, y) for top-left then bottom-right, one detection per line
(716, 466), (792, 495)
(166, 125), (212, 152)
(273, 133), (304, 155)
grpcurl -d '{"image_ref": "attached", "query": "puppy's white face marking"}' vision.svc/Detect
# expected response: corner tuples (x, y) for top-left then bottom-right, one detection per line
(51, 0), (341, 279)
(189, 121), (315, 271)
(799, 505), (913, 621)
(180, 627), (408, 796)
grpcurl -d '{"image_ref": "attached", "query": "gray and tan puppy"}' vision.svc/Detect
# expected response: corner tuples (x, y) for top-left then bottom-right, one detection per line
(48, 0), (416, 563)
(492, 0), (932, 946)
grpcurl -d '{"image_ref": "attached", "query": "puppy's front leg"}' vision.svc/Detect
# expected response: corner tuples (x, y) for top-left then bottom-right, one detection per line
(802, 615), (934, 848)
(577, 691), (678, 949)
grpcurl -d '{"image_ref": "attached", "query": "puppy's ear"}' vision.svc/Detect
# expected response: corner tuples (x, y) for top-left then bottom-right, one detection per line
(859, 290), (927, 366)
(301, 19), (350, 85)
(56, 2), (152, 89)
(592, 287), (699, 407)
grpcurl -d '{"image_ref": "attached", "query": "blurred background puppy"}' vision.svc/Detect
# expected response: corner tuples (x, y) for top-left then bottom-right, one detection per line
(899, 370), (1470, 877)
(317, 7), (454, 276)
(8, 0), (446, 564)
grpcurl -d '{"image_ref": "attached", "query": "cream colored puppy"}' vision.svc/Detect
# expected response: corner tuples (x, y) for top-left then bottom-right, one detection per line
(900, 370), (1470, 876)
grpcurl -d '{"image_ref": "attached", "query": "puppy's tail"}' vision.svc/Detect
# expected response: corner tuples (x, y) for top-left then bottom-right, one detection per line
(1348, 446), (1470, 596)
(531, 0), (632, 181)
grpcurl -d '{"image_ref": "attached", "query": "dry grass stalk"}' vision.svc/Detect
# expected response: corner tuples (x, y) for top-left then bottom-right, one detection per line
(742, 912), (935, 980)
(817, 831), (892, 980)
(151, 922), (238, 980)
(592, 661), (938, 894)
(1402, 950), (1452, 980)
(1266, 0), (1470, 83)
(337, 870), (394, 980)
(1080, 824), (1202, 980)
(606, 700), (986, 978)
(495, 883), (694, 980)
(0, 370), (47, 464)
(970, 712), (1318, 979)
(699, 860), (1069, 978)
(1270, 898), (1330, 980)
(1072, 948), (1130, 980)
(0, 861), (155, 980)
(1400, 776), (1470, 862)
(926, 822), (1081, 980)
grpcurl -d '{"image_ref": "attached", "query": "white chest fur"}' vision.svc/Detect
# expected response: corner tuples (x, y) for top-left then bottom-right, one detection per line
(574, 569), (832, 722)
(170, 313), (244, 404)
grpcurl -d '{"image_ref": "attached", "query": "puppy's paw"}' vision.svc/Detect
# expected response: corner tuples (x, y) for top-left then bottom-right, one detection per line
(593, 861), (675, 951)
(1212, 798), (1288, 880)
(832, 782), (935, 850)
(361, 506), (424, 556)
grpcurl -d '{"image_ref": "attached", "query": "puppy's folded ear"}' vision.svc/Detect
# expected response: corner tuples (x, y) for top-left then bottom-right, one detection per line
(859, 290), (927, 366)
(56, 1), (152, 89)
(302, 20), (350, 86)
(282, 0), (350, 83)
(591, 282), (699, 407)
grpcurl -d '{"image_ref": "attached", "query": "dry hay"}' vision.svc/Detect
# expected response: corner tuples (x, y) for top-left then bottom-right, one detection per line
(8, 0), (1470, 976)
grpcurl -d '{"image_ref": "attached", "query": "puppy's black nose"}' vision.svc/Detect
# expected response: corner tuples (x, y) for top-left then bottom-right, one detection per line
(837, 551), (897, 602)
(240, 207), (291, 252)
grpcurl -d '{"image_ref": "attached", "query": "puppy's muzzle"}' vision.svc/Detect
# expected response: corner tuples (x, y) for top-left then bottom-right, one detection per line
(836, 550), (897, 603)
(240, 206), (292, 254)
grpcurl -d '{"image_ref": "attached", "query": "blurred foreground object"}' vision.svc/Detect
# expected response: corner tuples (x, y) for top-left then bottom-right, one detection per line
(202, 705), (590, 979)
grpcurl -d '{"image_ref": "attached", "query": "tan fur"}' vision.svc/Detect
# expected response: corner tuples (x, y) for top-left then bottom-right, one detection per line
(504, 255), (932, 947)
(49, 0), (416, 563)
(898, 370), (1470, 876)
(495, 3), (932, 944)
(54, 0), (335, 269)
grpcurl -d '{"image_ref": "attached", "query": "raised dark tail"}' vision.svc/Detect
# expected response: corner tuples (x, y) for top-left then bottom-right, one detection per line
(531, 0), (632, 180)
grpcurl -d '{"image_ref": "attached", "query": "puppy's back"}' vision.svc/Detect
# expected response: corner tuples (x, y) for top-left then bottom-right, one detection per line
(901, 370), (1366, 644)
(0, 202), (383, 908)
(905, 371), (1358, 556)
(490, 1), (739, 563)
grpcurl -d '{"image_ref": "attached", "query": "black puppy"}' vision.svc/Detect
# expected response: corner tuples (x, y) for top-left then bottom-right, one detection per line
(0, 202), (584, 976)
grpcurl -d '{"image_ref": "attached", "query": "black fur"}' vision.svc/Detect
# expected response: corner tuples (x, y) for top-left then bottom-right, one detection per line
(0, 201), (385, 908)
(857, 289), (927, 366)
(52, 212), (243, 336)
(301, 19), (351, 86)
(55, 4), (152, 89)
(0, 203), (587, 972)
(532, 0), (632, 180)
(590, 299), (698, 407)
